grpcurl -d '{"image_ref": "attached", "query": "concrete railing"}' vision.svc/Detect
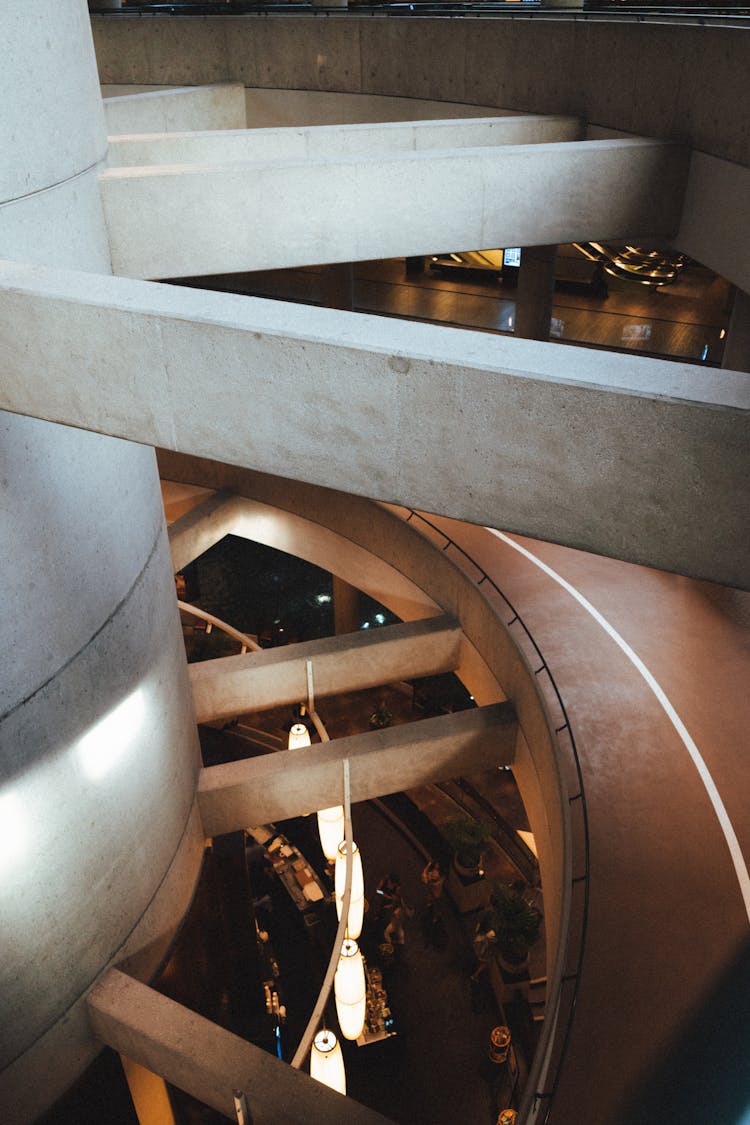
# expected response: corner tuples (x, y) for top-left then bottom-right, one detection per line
(90, 15), (750, 168)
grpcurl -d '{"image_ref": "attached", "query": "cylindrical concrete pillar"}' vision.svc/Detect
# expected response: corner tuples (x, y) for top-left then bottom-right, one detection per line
(0, 4), (203, 1121)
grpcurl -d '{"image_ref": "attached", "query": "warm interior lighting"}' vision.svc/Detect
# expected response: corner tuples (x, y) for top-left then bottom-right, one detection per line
(287, 722), (311, 750)
(334, 939), (366, 1041)
(310, 1029), (346, 1095)
(334, 840), (364, 939)
(77, 686), (146, 779)
(317, 805), (345, 862)
(517, 829), (538, 858)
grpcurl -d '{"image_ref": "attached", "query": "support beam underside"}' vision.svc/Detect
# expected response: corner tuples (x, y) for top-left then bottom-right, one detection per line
(99, 138), (687, 278)
(197, 702), (516, 837)
(189, 615), (463, 725)
(88, 970), (391, 1125)
(1, 260), (747, 588)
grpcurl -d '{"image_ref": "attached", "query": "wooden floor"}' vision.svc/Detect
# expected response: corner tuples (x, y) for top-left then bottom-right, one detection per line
(176, 247), (734, 367)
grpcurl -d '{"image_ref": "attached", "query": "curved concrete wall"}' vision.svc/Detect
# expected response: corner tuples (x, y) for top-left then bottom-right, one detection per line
(91, 15), (750, 291)
(0, 4), (203, 1118)
(91, 16), (750, 168)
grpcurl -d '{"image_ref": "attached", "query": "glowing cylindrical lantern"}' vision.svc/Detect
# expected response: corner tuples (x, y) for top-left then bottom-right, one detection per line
(287, 722), (311, 750)
(317, 805), (345, 862)
(334, 840), (364, 940)
(334, 938), (366, 1041)
(310, 1029), (346, 1095)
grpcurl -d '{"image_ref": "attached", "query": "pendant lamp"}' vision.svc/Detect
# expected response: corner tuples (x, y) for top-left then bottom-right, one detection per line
(310, 1029), (346, 1095)
(334, 840), (364, 940)
(287, 722), (311, 750)
(334, 938), (366, 1041)
(316, 805), (345, 863)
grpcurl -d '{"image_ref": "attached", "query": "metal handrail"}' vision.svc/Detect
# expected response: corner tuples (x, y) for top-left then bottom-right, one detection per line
(177, 600), (263, 652)
(92, 3), (750, 22)
(402, 509), (589, 1124)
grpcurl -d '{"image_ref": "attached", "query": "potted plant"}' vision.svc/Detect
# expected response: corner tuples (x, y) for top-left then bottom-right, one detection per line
(443, 813), (492, 879)
(488, 881), (542, 975)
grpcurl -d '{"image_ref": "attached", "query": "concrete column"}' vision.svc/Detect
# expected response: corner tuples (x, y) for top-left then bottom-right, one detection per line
(321, 262), (354, 311)
(513, 244), (558, 341)
(722, 288), (750, 372)
(333, 573), (360, 634)
(120, 1056), (177, 1125)
(0, 4), (203, 1120)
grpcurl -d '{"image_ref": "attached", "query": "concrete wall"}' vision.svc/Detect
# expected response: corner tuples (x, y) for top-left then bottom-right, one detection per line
(98, 137), (686, 279)
(91, 16), (750, 288)
(107, 113), (582, 167)
(104, 81), (246, 135)
(242, 87), (510, 128)
(198, 704), (517, 836)
(188, 616), (463, 724)
(90, 16), (750, 168)
(675, 151), (750, 296)
(1, 261), (746, 589)
(0, 5), (203, 1120)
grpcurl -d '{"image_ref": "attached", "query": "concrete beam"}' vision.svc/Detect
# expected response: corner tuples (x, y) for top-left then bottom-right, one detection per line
(169, 490), (243, 572)
(197, 702), (516, 837)
(88, 969), (391, 1125)
(103, 82), (246, 136)
(189, 615), (462, 725)
(1, 260), (747, 588)
(98, 137), (687, 278)
(107, 113), (583, 167)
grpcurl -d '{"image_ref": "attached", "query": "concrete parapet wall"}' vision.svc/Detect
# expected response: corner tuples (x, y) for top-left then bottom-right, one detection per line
(199, 703), (516, 836)
(90, 16), (750, 168)
(675, 151), (750, 296)
(107, 113), (582, 166)
(188, 615), (462, 724)
(104, 81), (246, 135)
(97, 137), (687, 278)
(1, 261), (747, 588)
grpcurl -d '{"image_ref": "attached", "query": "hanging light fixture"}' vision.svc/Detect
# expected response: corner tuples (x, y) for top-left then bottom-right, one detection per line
(309, 1028), (346, 1095)
(287, 722), (311, 750)
(334, 938), (366, 1041)
(316, 805), (345, 862)
(334, 840), (364, 940)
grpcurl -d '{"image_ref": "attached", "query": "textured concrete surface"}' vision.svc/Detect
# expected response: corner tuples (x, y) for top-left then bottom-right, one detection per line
(675, 151), (750, 293)
(2, 1), (106, 201)
(188, 615), (462, 724)
(97, 137), (687, 278)
(90, 16), (750, 167)
(104, 81), (246, 135)
(242, 87), (509, 128)
(0, 6), (202, 1118)
(1, 261), (746, 588)
(107, 113), (582, 166)
(88, 970), (393, 1125)
(198, 702), (516, 836)
(425, 516), (750, 1125)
